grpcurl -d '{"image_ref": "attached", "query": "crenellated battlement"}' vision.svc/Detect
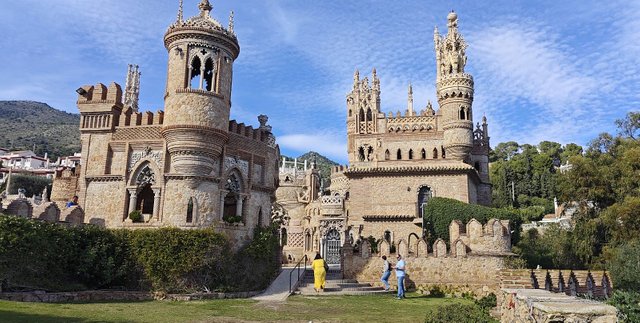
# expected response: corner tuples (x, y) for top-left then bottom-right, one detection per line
(449, 218), (511, 254)
(228, 119), (266, 142)
(77, 82), (123, 106)
(331, 165), (349, 174)
(117, 107), (165, 127)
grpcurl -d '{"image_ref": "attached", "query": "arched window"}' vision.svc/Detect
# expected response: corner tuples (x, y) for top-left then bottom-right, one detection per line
(397, 149), (402, 160)
(358, 146), (365, 161)
(305, 231), (312, 251)
(257, 208), (263, 227)
(421, 148), (426, 159)
(385, 149), (390, 160)
(474, 161), (480, 171)
(366, 108), (372, 121)
(203, 58), (214, 91)
(359, 108), (365, 121)
(432, 148), (438, 159)
(349, 109), (352, 117)
(136, 184), (154, 215)
(384, 230), (391, 243)
(281, 228), (288, 246)
(459, 107), (466, 120)
(186, 197), (194, 223)
(408, 149), (413, 160)
(418, 186), (432, 218)
(441, 146), (446, 159)
(189, 56), (201, 89)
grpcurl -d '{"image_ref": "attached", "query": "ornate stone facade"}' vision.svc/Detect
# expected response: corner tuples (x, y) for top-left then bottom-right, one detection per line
(276, 12), (492, 264)
(72, 0), (279, 247)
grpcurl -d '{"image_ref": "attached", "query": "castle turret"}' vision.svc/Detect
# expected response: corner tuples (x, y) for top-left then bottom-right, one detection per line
(435, 11), (474, 161)
(161, 0), (240, 175)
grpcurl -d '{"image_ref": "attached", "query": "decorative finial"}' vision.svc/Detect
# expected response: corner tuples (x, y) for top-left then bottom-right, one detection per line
(199, 0), (212, 16)
(177, 0), (184, 23)
(408, 83), (413, 95)
(228, 10), (234, 33)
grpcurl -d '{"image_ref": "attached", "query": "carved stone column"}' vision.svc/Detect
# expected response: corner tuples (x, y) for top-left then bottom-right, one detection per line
(127, 189), (137, 215)
(235, 195), (243, 218)
(152, 189), (161, 221)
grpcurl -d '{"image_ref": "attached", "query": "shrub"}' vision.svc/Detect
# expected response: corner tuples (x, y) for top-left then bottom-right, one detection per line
(128, 210), (143, 223)
(423, 197), (522, 245)
(127, 228), (230, 292)
(229, 224), (280, 291)
(424, 303), (495, 323)
(608, 240), (640, 292)
(608, 290), (640, 322)
(476, 293), (497, 310)
(0, 215), (275, 293)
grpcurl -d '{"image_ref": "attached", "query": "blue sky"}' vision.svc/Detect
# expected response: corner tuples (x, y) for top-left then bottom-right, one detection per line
(1, 0), (638, 163)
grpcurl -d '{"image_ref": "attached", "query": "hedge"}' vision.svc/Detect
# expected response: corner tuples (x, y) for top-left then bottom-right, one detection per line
(423, 197), (522, 245)
(0, 215), (279, 293)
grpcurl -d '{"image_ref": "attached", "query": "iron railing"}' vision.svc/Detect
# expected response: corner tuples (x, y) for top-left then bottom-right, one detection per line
(289, 254), (308, 294)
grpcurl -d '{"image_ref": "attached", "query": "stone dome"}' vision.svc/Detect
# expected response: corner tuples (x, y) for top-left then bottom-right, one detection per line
(447, 11), (458, 22)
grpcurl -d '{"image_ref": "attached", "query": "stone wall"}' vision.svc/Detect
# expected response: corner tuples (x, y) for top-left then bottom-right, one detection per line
(344, 249), (507, 298)
(500, 289), (617, 322)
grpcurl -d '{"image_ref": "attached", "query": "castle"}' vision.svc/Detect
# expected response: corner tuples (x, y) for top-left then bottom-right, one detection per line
(70, 0), (279, 245)
(278, 11), (492, 264)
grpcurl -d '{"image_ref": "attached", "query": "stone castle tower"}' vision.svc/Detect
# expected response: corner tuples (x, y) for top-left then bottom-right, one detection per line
(435, 11), (474, 161)
(72, 0), (279, 247)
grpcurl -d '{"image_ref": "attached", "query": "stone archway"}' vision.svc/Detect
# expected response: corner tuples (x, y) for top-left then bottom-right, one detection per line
(319, 219), (345, 265)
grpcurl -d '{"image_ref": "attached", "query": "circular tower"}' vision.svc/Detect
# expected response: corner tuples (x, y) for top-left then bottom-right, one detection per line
(162, 0), (239, 175)
(434, 12), (474, 161)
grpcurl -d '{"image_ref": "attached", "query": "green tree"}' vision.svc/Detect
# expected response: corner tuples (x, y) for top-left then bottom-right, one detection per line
(560, 143), (583, 163)
(490, 141), (519, 162)
(615, 111), (640, 140)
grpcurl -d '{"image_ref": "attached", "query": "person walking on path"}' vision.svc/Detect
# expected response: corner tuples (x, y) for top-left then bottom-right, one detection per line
(393, 254), (406, 299)
(311, 253), (327, 293)
(381, 255), (391, 291)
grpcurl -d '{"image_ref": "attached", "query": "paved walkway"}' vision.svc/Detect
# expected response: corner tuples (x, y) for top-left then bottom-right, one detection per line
(252, 266), (307, 302)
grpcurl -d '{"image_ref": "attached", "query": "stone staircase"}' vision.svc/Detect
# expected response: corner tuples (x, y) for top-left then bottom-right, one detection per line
(296, 267), (387, 296)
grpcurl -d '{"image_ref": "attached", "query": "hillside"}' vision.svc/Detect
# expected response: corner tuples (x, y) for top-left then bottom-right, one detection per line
(0, 101), (80, 160)
(282, 151), (340, 187)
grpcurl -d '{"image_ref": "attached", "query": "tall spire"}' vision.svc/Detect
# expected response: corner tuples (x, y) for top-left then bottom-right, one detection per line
(228, 10), (234, 33)
(176, 0), (183, 23)
(124, 64), (141, 112)
(407, 83), (414, 116)
(199, 0), (212, 16)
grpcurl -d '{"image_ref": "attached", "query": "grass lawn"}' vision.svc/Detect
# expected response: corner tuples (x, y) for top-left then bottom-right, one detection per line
(0, 293), (475, 322)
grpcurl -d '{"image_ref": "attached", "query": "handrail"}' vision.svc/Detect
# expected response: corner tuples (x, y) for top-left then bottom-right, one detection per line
(289, 254), (308, 294)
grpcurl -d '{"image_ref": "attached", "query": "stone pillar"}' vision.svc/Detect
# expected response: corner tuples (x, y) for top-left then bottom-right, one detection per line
(199, 67), (205, 89)
(235, 195), (243, 218)
(152, 189), (161, 221)
(219, 192), (226, 221)
(127, 189), (137, 215)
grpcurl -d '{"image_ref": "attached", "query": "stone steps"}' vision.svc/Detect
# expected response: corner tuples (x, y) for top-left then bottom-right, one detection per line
(296, 269), (386, 296)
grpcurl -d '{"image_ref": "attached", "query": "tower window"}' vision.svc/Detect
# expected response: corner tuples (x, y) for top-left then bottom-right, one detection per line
(203, 58), (215, 91)
(359, 108), (365, 121)
(397, 149), (402, 160)
(418, 186), (432, 218)
(421, 149), (426, 159)
(441, 146), (446, 159)
(349, 109), (352, 117)
(408, 149), (413, 160)
(366, 108), (372, 121)
(459, 107), (466, 120)
(358, 146), (365, 161)
(189, 56), (201, 89)
(186, 197), (194, 223)
(432, 148), (438, 159)
(385, 149), (390, 160)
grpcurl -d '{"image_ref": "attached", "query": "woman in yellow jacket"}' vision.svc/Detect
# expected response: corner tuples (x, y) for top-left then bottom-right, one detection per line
(311, 253), (327, 293)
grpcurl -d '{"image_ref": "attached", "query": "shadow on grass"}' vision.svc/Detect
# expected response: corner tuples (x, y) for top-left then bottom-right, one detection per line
(0, 310), (134, 323)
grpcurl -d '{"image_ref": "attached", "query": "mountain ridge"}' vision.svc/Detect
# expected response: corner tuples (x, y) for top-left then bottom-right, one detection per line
(0, 100), (80, 160)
